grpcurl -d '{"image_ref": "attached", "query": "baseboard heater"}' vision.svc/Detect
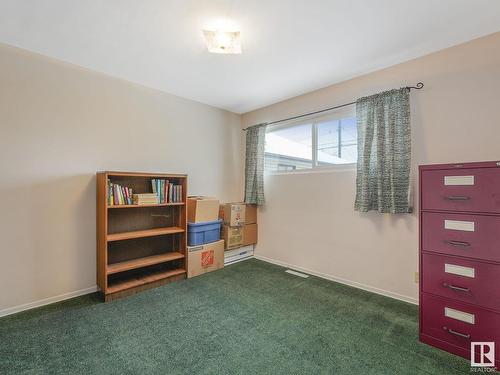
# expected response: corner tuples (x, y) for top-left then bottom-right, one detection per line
(224, 245), (254, 265)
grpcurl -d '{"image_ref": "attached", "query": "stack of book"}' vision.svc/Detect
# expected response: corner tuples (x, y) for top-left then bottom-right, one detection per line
(107, 179), (133, 205)
(132, 193), (158, 205)
(151, 179), (183, 203)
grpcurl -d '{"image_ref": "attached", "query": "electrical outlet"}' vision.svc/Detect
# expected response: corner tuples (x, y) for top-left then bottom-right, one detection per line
(414, 272), (419, 283)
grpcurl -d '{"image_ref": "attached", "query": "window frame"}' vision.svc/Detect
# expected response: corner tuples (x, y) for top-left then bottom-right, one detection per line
(264, 105), (357, 175)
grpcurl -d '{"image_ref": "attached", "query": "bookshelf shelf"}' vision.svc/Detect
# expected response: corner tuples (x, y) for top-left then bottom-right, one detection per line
(97, 171), (187, 301)
(107, 267), (186, 294)
(107, 252), (184, 275)
(107, 227), (184, 242)
(107, 202), (185, 209)
(104, 171), (186, 178)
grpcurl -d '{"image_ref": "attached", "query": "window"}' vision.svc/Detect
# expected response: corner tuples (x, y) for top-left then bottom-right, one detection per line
(317, 117), (357, 165)
(264, 123), (313, 172)
(264, 108), (357, 173)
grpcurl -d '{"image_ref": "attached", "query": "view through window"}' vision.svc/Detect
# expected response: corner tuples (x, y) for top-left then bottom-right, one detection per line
(264, 111), (357, 173)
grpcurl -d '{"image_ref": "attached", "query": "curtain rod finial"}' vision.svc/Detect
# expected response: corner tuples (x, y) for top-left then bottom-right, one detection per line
(406, 82), (424, 91)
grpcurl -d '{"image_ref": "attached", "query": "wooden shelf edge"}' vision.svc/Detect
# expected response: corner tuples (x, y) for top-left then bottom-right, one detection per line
(107, 252), (185, 275)
(107, 202), (184, 209)
(100, 171), (187, 178)
(103, 273), (186, 301)
(106, 268), (186, 294)
(107, 227), (185, 242)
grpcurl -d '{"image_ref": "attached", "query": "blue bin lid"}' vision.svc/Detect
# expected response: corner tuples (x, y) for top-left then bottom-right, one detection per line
(187, 219), (222, 231)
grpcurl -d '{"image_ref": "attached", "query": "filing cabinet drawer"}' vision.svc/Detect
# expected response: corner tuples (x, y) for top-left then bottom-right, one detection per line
(422, 253), (500, 311)
(421, 294), (500, 358)
(421, 168), (500, 213)
(421, 212), (500, 263)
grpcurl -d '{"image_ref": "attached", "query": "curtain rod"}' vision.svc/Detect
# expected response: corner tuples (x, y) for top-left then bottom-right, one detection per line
(242, 82), (424, 131)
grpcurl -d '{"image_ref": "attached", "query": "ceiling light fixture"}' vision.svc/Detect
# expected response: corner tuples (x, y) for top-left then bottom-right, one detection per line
(203, 29), (241, 54)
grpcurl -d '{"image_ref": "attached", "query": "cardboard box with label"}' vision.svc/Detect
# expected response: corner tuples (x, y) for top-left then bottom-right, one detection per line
(242, 223), (258, 246)
(245, 204), (257, 224)
(187, 196), (219, 223)
(219, 203), (246, 226)
(222, 225), (243, 249)
(187, 239), (224, 278)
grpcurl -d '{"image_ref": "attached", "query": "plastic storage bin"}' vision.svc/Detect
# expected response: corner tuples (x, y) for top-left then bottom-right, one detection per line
(187, 219), (222, 246)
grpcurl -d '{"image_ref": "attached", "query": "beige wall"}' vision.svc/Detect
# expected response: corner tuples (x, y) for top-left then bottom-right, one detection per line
(0, 43), (243, 314)
(242, 32), (500, 303)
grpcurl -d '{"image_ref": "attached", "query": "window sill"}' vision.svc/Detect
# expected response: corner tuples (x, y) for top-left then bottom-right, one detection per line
(265, 163), (357, 176)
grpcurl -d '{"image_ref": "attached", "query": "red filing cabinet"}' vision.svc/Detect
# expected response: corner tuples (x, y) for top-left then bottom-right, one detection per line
(419, 161), (500, 368)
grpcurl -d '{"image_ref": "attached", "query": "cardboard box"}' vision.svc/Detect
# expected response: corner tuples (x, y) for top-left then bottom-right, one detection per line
(242, 223), (258, 246)
(222, 225), (243, 249)
(187, 239), (224, 278)
(245, 204), (257, 224)
(187, 196), (219, 223)
(219, 203), (246, 226)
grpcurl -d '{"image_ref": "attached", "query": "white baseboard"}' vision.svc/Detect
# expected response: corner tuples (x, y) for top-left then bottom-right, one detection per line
(254, 255), (418, 305)
(0, 286), (98, 318)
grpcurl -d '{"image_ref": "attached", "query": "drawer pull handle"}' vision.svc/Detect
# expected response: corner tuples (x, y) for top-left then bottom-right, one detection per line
(443, 283), (470, 293)
(445, 240), (471, 247)
(445, 196), (470, 201)
(443, 326), (470, 339)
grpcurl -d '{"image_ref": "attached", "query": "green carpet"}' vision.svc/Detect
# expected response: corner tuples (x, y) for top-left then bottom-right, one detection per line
(0, 259), (470, 374)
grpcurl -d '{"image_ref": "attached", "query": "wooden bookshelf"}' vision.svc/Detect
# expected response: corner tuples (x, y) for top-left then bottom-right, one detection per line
(96, 171), (187, 301)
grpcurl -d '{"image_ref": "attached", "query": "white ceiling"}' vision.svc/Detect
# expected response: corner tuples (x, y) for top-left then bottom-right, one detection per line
(1, 1), (500, 113)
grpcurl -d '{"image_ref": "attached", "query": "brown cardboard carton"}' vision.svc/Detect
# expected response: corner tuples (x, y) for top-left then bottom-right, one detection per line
(187, 196), (219, 223)
(222, 225), (243, 249)
(245, 204), (257, 224)
(187, 239), (224, 278)
(219, 203), (246, 226)
(242, 223), (258, 246)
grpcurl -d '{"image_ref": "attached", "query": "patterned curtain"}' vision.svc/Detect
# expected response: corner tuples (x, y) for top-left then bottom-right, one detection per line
(244, 124), (267, 205)
(354, 88), (411, 213)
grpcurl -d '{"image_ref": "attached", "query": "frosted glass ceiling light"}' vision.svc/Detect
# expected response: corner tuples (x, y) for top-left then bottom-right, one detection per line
(203, 29), (241, 54)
